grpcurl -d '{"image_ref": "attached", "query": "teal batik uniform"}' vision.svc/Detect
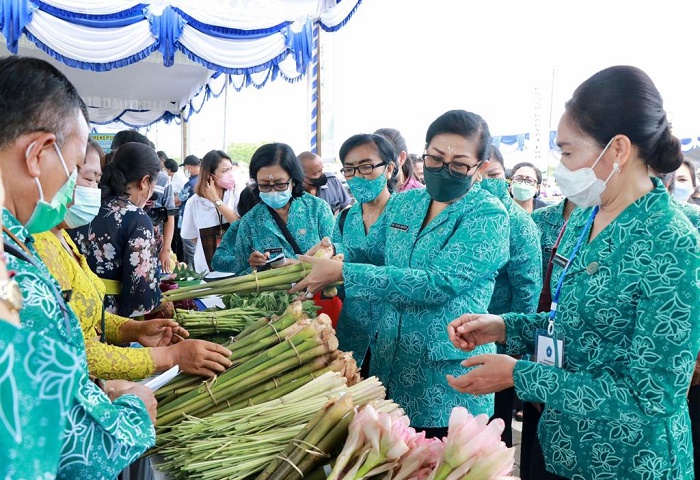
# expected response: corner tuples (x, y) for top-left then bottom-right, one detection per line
(481, 179), (542, 315)
(343, 186), (510, 428)
(331, 200), (391, 364)
(531, 199), (568, 279)
(502, 179), (700, 479)
(0, 321), (82, 480)
(4, 210), (155, 479)
(212, 193), (334, 275)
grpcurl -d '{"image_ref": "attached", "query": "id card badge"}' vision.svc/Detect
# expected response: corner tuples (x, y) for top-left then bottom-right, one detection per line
(534, 328), (565, 368)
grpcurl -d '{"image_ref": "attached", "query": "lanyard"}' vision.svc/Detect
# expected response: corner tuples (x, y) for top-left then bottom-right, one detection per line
(548, 206), (599, 334)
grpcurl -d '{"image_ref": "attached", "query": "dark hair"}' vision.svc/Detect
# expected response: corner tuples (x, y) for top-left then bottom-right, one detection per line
(565, 65), (682, 174)
(196, 150), (233, 197)
(164, 158), (178, 173)
(237, 185), (260, 217)
(488, 145), (505, 168)
(0, 56), (86, 149)
(339, 133), (399, 192)
(668, 158), (699, 190)
(374, 127), (415, 182)
(510, 162), (542, 185)
(111, 129), (151, 151)
(157, 150), (168, 162)
(99, 142), (160, 201)
(87, 138), (106, 168)
(425, 110), (492, 162)
(183, 154), (201, 166)
(249, 143), (305, 198)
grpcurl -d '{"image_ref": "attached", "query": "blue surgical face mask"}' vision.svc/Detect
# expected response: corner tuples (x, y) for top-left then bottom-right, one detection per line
(259, 187), (292, 209)
(347, 174), (387, 203)
(25, 142), (77, 234)
(64, 185), (102, 229)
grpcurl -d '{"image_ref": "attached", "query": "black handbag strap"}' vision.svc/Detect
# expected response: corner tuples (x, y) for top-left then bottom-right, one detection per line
(267, 206), (303, 255)
(338, 206), (351, 235)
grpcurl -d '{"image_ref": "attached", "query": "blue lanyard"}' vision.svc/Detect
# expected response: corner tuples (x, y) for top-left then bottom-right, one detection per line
(548, 206), (599, 325)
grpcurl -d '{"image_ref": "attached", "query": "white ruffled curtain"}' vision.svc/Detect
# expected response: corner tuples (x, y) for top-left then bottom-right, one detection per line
(0, 0), (361, 126)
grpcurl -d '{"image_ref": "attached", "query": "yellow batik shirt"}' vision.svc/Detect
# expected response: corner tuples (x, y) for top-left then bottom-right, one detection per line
(33, 230), (155, 380)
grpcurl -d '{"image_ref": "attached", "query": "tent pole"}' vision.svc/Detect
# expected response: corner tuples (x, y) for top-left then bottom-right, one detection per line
(181, 112), (188, 160)
(308, 23), (321, 156)
(223, 77), (229, 152)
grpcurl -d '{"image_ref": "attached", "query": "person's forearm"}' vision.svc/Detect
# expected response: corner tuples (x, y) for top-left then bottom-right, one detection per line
(163, 215), (175, 251)
(149, 346), (175, 372)
(216, 203), (240, 224)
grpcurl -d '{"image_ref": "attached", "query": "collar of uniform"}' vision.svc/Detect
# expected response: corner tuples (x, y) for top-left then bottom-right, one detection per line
(2, 208), (34, 247)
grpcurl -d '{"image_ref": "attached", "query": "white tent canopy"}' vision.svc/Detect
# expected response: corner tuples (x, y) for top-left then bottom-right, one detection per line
(0, 0), (362, 127)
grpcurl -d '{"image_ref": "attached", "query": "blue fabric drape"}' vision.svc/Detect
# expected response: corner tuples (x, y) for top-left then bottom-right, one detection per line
(283, 18), (313, 75)
(35, 1), (145, 28)
(1, 0), (36, 53)
(146, 5), (185, 67)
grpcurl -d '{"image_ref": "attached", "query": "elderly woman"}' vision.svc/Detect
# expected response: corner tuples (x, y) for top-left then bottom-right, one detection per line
(448, 65), (700, 479)
(292, 110), (510, 438)
(212, 143), (334, 275)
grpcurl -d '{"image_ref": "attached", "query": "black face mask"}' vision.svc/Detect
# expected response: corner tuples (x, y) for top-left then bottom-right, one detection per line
(308, 174), (328, 188)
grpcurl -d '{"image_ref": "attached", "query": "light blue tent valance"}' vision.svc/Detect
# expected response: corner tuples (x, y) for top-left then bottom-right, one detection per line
(0, 0), (362, 127)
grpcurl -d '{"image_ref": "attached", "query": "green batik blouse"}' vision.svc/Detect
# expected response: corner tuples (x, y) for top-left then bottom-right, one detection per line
(481, 179), (542, 315)
(3, 209), (155, 479)
(343, 185), (510, 428)
(502, 179), (700, 479)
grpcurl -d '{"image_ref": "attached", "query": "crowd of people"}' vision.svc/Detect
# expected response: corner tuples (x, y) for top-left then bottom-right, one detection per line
(1, 55), (699, 480)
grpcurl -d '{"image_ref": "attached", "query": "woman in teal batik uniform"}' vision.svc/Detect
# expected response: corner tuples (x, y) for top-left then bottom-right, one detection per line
(331, 133), (398, 368)
(448, 66), (700, 479)
(292, 110), (510, 437)
(480, 145), (542, 448)
(212, 143), (334, 275)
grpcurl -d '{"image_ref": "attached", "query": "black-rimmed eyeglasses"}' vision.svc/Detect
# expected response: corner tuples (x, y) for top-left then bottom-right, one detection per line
(257, 180), (291, 192)
(340, 162), (387, 177)
(422, 154), (480, 178)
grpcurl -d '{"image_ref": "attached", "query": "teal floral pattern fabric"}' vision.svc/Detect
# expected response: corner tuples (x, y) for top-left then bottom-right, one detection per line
(212, 193), (334, 275)
(331, 200), (390, 364)
(481, 179), (542, 315)
(343, 186), (509, 427)
(4, 209), (155, 479)
(502, 179), (700, 479)
(0, 321), (81, 480)
(531, 199), (568, 280)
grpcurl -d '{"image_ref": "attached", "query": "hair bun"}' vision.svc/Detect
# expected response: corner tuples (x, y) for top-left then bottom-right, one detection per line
(647, 126), (682, 174)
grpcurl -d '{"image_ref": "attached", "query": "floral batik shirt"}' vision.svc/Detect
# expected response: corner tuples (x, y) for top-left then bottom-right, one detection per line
(3, 209), (155, 479)
(69, 195), (160, 318)
(503, 179), (700, 479)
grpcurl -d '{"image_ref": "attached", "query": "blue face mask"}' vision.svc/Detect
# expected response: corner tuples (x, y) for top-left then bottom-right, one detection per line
(347, 174), (387, 203)
(64, 185), (102, 229)
(260, 188), (292, 209)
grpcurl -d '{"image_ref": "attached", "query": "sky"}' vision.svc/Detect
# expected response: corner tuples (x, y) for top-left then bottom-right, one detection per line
(136, 0), (700, 174)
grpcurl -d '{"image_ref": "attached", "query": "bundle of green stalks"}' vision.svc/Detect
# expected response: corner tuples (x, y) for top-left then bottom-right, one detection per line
(173, 306), (263, 338)
(157, 372), (387, 480)
(255, 398), (401, 480)
(162, 263), (314, 302)
(156, 302), (359, 429)
(223, 291), (319, 316)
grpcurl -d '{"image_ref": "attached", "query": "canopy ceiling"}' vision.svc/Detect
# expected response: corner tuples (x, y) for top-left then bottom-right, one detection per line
(0, 0), (362, 127)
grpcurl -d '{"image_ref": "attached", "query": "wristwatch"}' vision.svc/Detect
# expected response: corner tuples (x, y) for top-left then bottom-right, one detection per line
(214, 199), (223, 207)
(0, 279), (23, 313)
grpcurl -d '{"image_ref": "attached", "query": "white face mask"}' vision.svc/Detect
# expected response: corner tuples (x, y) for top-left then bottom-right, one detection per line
(64, 185), (102, 229)
(672, 183), (694, 202)
(554, 138), (619, 208)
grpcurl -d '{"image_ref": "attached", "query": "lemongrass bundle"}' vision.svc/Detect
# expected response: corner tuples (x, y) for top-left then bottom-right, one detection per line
(174, 306), (264, 337)
(157, 373), (386, 480)
(162, 263), (313, 302)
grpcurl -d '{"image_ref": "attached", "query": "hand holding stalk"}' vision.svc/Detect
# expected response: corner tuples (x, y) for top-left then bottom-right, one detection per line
(288, 255), (343, 295)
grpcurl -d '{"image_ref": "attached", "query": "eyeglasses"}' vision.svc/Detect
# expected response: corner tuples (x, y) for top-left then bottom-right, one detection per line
(422, 154), (479, 178)
(340, 162), (386, 177)
(511, 175), (538, 187)
(257, 180), (291, 192)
